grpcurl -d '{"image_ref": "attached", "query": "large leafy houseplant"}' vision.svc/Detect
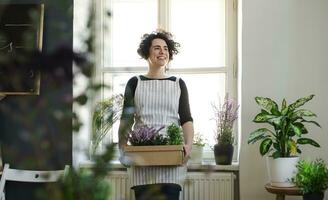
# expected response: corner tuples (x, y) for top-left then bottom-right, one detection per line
(292, 159), (328, 195)
(248, 94), (321, 158)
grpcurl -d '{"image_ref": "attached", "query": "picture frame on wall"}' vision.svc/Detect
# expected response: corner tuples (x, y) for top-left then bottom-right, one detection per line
(0, 4), (44, 96)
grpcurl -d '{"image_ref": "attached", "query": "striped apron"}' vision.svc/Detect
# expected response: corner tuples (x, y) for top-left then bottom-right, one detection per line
(128, 75), (187, 187)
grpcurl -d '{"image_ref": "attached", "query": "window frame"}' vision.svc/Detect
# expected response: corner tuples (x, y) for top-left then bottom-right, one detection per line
(93, 0), (238, 161)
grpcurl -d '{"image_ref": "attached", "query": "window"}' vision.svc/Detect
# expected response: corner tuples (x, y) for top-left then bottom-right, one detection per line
(92, 0), (237, 159)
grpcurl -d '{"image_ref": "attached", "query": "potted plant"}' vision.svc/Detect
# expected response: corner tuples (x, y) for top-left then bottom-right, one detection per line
(190, 132), (206, 164)
(124, 123), (185, 166)
(292, 159), (328, 200)
(213, 95), (239, 165)
(91, 94), (123, 156)
(248, 94), (321, 187)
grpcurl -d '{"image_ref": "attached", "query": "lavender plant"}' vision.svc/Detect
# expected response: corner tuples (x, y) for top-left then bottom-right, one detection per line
(128, 124), (168, 146)
(213, 95), (239, 145)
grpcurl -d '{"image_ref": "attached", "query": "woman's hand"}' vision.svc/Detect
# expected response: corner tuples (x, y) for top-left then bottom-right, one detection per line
(118, 145), (130, 167)
(183, 144), (192, 159)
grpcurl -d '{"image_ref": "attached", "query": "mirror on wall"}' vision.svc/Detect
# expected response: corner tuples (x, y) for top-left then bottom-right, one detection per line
(0, 4), (44, 97)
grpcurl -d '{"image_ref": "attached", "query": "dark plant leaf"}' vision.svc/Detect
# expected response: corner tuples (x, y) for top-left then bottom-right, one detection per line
(290, 123), (302, 137)
(293, 122), (308, 134)
(272, 151), (281, 158)
(297, 138), (320, 147)
(260, 138), (272, 156)
(271, 107), (281, 116)
(281, 106), (289, 116)
(74, 94), (88, 105)
(273, 142), (281, 152)
(268, 116), (283, 127)
(281, 98), (287, 111)
(261, 109), (269, 115)
(301, 119), (321, 128)
(248, 128), (272, 144)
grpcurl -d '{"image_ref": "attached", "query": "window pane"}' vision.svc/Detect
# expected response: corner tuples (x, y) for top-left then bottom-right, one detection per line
(104, 0), (158, 67)
(179, 73), (226, 145)
(170, 0), (225, 68)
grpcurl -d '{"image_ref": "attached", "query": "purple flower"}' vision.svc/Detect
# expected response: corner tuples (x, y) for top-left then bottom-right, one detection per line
(128, 124), (165, 146)
(213, 94), (239, 144)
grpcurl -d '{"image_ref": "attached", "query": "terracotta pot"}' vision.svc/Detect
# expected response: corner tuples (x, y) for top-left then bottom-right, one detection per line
(214, 143), (233, 165)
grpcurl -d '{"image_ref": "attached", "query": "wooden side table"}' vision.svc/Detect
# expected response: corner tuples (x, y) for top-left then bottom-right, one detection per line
(265, 183), (302, 200)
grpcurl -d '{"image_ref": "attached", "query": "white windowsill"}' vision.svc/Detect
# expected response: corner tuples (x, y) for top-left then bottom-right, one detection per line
(78, 144), (239, 172)
(79, 159), (239, 172)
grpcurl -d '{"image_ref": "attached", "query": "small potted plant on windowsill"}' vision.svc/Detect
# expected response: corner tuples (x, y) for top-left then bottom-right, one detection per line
(248, 94), (321, 187)
(292, 159), (328, 200)
(91, 94), (123, 157)
(190, 132), (206, 164)
(213, 94), (239, 165)
(124, 123), (185, 166)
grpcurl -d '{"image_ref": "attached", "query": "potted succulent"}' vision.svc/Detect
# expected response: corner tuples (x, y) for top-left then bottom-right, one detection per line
(91, 94), (123, 157)
(292, 159), (328, 200)
(190, 132), (206, 164)
(124, 123), (185, 166)
(248, 94), (321, 187)
(213, 95), (239, 165)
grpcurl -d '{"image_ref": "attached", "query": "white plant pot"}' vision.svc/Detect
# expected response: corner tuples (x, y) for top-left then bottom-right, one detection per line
(189, 145), (203, 164)
(266, 156), (299, 187)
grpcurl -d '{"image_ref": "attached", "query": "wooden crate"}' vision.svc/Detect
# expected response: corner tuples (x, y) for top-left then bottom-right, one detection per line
(124, 145), (184, 166)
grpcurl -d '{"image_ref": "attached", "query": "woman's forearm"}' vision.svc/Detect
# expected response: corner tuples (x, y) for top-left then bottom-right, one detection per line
(182, 121), (194, 158)
(118, 119), (130, 149)
(182, 121), (194, 145)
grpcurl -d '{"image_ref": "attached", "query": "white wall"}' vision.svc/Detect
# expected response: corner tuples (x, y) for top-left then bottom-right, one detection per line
(240, 0), (328, 199)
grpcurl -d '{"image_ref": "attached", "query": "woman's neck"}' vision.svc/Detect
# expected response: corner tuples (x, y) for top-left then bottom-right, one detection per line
(145, 67), (167, 79)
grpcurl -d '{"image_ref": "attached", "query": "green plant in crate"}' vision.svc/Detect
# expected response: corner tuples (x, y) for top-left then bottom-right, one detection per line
(167, 123), (184, 145)
(248, 94), (321, 158)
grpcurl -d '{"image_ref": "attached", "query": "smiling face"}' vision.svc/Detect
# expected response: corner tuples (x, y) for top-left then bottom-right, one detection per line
(147, 38), (170, 68)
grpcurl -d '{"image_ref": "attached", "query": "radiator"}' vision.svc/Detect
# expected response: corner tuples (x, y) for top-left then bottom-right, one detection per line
(183, 172), (234, 200)
(107, 171), (234, 200)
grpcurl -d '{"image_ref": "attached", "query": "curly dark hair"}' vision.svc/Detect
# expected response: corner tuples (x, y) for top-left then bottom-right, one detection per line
(137, 30), (180, 60)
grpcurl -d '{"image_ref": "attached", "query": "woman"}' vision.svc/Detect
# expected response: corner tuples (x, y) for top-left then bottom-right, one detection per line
(118, 30), (194, 200)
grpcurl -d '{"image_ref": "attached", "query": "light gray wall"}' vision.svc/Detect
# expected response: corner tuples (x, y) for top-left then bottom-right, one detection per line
(240, 0), (328, 199)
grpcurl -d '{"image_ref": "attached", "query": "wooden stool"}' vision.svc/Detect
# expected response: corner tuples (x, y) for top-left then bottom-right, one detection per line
(265, 183), (302, 200)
